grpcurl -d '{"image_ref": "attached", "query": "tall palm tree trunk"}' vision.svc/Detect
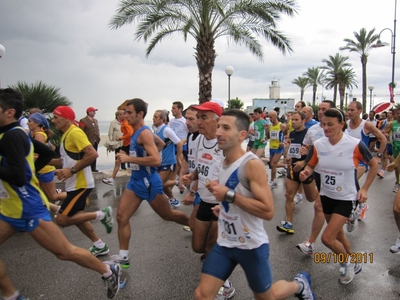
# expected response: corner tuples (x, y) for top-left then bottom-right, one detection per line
(361, 56), (367, 113)
(196, 30), (216, 103)
(333, 84), (338, 106)
(312, 84), (317, 106)
(339, 84), (345, 110)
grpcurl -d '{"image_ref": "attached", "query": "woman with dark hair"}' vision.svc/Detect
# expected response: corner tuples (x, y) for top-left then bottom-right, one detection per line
(28, 113), (66, 212)
(300, 108), (378, 285)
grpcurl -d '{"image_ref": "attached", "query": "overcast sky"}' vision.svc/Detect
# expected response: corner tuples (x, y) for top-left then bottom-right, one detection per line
(0, 0), (398, 121)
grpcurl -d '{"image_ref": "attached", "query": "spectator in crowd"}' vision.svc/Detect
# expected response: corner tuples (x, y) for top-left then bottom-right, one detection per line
(79, 107), (101, 172)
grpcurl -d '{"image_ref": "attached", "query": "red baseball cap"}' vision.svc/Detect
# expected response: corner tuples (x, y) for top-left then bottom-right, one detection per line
(53, 106), (76, 121)
(86, 107), (98, 113)
(192, 101), (222, 117)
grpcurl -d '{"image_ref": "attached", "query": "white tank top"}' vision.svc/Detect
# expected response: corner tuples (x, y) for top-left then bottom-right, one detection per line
(346, 119), (366, 139)
(217, 152), (269, 249)
(196, 135), (223, 204)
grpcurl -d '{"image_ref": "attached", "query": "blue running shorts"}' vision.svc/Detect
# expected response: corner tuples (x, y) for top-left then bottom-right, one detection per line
(126, 172), (164, 202)
(0, 211), (52, 232)
(36, 171), (55, 184)
(269, 147), (284, 157)
(202, 243), (273, 293)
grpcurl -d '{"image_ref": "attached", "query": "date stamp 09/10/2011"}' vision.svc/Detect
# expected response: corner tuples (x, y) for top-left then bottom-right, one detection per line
(313, 252), (373, 264)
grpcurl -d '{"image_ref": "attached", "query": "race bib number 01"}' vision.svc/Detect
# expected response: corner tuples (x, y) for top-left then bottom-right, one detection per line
(219, 211), (248, 246)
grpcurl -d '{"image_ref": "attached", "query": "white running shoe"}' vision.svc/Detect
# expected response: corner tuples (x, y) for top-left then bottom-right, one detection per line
(296, 240), (316, 255)
(390, 237), (400, 254)
(339, 263), (355, 285)
(346, 211), (357, 232)
(214, 280), (235, 300)
(294, 193), (303, 205)
(102, 178), (114, 186)
(269, 181), (277, 189)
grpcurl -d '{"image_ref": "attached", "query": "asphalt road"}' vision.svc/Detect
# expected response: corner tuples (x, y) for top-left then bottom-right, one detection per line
(1, 167), (400, 300)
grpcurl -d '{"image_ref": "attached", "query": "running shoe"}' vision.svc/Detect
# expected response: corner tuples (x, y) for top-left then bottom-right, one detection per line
(214, 280), (235, 300)
(377, 170), (385, 178)
(278, 169), (287, 177)
(390, 237), (400, 254)
(338, 263), (355, 285)
(354, 262), (362, 275)
(16, 296), (29, 300)
(183, 226), (192, 232)
(102, 178), (114, 186)
(393, 183), (399, 193)
(111, 254), (130, 269)
(294, 272), (315, 300)
(102, 262), (122, 299)
(294, 194), (303, 205)
(101, 206), (113, 234)
(276, 221), (294, 234)
(89, 244), (110, 257)
(346, 211), (357, 232)
(269, 181), (277, 189)
(170, 198), (181, 208)
(296, 240), (316, 256)
(357, 204), (369, 221)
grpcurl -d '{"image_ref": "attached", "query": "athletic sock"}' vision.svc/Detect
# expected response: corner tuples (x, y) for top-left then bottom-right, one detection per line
(119, 249), (129, 258)
(102, 263), (112, 278)
(296, 281), (304, 294)
(223, 279), (230, 288)
(96, 211), (105, 221)
(4, 291), (20, 300)
(94, 239), (105, 249)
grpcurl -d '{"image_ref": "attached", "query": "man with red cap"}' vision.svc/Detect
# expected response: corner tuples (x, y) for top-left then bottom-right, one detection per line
(52, 106), (114, 258)
(182, 101), (236, 299)
(80, 107), (101, 172)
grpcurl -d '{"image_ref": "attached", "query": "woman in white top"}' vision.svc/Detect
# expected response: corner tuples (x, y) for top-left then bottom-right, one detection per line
(300, 108), (377, 285)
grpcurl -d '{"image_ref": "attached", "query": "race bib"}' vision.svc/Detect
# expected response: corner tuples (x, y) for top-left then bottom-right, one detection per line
(219, 210), (248, 246)
(394, 129), (400, 142)
(288, 143), (301, 159)
(129, 150), (139, 170)
(320, 168), (344, 193)
(197, 161), (214, 184)
(270, 130), (279, 140)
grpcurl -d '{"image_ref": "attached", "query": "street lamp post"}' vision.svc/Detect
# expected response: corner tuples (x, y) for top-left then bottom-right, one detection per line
(374, 0), (397, 103)
(0, 44), (5, 88)
(225, 66), (234, 108)
(368, 85), (374, 111)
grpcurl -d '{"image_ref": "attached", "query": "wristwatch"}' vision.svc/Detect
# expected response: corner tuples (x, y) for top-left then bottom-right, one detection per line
(225, 189), (236, 203)
(71, 167), (77, 174)
(190, 190), (197, 196)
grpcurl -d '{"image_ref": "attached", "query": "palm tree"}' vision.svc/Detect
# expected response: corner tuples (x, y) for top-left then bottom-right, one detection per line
(291, 76), (309, 100)
(321, 53), (351, 106)
(340, 28), (379, 113)
(109, 0), (298, 103)
(303, 67), (325, 106)
(9, 80), (72, 114)
(9, 80), (72, 146)
(337, 68), (358, 110)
